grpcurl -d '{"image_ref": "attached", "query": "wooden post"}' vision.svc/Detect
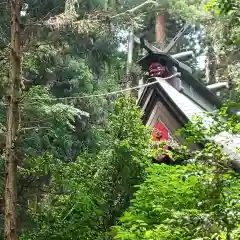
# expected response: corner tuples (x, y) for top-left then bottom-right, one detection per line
(4, 0), (22, 240)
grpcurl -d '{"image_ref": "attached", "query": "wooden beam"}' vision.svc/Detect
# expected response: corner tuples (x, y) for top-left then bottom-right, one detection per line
(164, 23), (190, 53)
(206, 82), (228, 91)
(133, 35), (192, 73)
(171, 51), (193, 61)
(133, 35), (161, 52)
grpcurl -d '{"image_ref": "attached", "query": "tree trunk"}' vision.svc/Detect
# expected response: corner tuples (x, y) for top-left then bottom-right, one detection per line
(126, 27), (134, 77)
(104, 0), (109, 10)
(125, 27), (134, 96)
(4, 1), (22, 240)
(155, 13), (165, 49)
(205, 42), (216, 84)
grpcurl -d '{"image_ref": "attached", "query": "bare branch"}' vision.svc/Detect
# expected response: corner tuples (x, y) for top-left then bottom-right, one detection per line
(0, 2), (7, 6)
(42, 4), (62, 20)
(43, 0), (158, 31)
(20, 127), (50, 131)
(110, 0), (158, 19)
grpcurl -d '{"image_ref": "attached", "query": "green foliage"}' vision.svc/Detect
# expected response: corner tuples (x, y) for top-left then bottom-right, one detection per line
(204, 0), (240, 72)
(113, 163), (240, 240)
(205, 0), (235, 15)
(19, 97), (152, 240)
(178, 105), (240, 146)
(112, 104), (240, 239)
(18, 86), (83, 160)
(1, 0), (239, 239)
(1, 2), (143, 236)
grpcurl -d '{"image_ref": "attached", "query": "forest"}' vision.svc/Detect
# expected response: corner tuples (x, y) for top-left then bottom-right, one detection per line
(0, 0), (240, 239)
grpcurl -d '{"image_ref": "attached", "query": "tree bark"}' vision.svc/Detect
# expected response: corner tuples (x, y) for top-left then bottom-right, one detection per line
(4, 0), (22, 240)
(155, 13), (165, 49)
(205, 42), (216, 84)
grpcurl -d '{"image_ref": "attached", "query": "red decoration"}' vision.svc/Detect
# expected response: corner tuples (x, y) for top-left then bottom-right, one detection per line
(152, 122), (168, 150)
(149, 62), (169, 78)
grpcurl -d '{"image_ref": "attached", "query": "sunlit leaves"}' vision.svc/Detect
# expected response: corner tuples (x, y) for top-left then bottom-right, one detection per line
(113, 163), (240, 239)
(112, 102), (240, 239)
(19, 97), (152, 239)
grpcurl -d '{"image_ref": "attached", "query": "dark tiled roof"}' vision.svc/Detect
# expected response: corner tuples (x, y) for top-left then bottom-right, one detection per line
(139, 78), (240, 167)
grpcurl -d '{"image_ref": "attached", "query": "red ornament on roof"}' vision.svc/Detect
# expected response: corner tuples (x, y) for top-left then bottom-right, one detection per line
(152, 122), (168, 150)
(149, 62), (169, 78)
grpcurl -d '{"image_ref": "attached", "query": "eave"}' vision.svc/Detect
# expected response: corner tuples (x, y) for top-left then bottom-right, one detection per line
(138, 78), (240, 171)
(138, 78), (188, 127)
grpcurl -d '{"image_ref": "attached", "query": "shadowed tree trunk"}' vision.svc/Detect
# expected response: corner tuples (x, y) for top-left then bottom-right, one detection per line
(4, 0), (22, 240)
(205, 41), (217, 84)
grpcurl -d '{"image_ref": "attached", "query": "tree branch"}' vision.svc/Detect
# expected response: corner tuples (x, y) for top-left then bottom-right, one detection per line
(20, 127), (50, 132)
(110, 0), (158, 19)
(17, 176), (37, 198)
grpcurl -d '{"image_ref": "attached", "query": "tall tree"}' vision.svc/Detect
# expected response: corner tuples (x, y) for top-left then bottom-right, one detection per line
(155, 13), (165, 48)
(4, 1), (22, 240)
(205, 38), (217, 84)
(0, 0), (156, 237)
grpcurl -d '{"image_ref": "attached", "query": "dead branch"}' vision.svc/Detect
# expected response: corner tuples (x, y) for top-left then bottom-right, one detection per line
(110, 0), (158, 19)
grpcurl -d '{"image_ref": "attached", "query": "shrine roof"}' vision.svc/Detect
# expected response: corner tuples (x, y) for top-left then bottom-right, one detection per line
(138, 78), (240, 170)
(137, 52), (192, 73)
(137, 52), (222, 109)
